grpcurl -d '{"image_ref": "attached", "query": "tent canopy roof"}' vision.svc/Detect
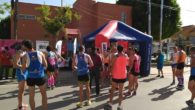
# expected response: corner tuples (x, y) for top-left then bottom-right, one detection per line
(83, 20), (152, 43)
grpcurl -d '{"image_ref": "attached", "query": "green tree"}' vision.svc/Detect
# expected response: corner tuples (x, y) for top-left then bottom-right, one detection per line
(0, 16), (11, 39)
(117, 0), (181, 41)
(0, 1), (11, 20)
(36, 5), (80, 38)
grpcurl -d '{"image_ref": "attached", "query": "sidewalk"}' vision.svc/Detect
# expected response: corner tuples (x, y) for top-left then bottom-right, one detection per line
(0, 66), (193, 110)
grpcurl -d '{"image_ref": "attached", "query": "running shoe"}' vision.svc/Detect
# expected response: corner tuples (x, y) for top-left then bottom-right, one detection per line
(186, 100), (194, 106)
(104, 103), (112, 110)
(117, 105), (123, 110)
(76, 102), (83, 108)
(86, 100), (92, 106)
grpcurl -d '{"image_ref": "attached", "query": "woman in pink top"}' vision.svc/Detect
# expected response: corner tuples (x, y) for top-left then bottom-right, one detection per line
(126, 48), (141, 96)
(104, 45), (128, 110)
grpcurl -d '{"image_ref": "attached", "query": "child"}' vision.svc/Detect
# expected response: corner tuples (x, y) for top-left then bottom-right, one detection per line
(186, 46), (195, 106)
(46, 46), (57, 90)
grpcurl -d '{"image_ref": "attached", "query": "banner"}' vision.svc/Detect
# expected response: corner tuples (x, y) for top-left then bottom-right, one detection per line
(36, 40), (49, 52)
(73, 38), (77, 55)
(55, 40), (63, 55)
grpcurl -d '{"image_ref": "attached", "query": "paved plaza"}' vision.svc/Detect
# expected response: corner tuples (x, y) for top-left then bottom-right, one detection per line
(0, 66), (194, 110)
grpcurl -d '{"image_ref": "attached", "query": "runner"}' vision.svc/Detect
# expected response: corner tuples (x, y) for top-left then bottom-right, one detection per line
(186, 46), (195, 106)
(130, 48), (141, 95)
(22, 40), (48, 110)
(104, 45), (129, 110)
(156, 50), (164, 78)
(170, 46), (178, 85)
(72, 45), (93, 108)
(176, 45), (186, 90)
(89, 47), (103, 96)
(126, 47), (135, 96)
(46, 46), (57, 90)
(101, 49), (111, 87)
(13, 44), (28, 110)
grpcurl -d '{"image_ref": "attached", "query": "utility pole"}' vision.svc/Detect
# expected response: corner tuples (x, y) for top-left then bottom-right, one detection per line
(61, 0), (63, 7)
(159, 0), (164, 51)
(148, 0), (151, 35)
(13, 0), (18, 40)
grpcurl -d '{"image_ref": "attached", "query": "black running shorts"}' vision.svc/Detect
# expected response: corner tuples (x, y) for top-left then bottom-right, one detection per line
(27, 77), (46, 86)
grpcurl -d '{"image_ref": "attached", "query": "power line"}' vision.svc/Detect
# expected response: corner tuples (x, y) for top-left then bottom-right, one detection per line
(136, 0), (195, 13)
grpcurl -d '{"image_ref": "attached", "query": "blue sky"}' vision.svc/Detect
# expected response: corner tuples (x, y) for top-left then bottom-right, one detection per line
(1, 0), (195, 26)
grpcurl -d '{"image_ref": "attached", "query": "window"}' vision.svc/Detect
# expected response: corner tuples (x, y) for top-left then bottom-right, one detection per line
(18, 14), (36, 20)
(121, 12), (126, 23)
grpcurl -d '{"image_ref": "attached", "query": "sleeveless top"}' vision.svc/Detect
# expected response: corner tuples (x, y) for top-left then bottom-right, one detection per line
(27, 51), (45, 78)
(172, 52), (178, 64)
(75, 53), (89, 76)
(132, 54), (141, 73)
(112, 53), (128, 79)
(47, 51), (56, 66)
(15, 51), (28, 76)
(178, 50), (186, 63)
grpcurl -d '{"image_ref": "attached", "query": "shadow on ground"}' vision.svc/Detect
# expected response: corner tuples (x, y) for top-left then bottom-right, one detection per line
(148, 85), (178, 101)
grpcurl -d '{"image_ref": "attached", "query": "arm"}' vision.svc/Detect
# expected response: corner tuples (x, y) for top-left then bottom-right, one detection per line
(13, 52), (22, 68)
(41, 52), (48, 69)
(72, 54), (77, 71)
(87, 55), (94, 67)
(21, 54), (28, 72)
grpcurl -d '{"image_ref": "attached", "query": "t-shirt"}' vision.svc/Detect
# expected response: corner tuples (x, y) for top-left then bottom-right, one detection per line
(90, 53), (102, 70)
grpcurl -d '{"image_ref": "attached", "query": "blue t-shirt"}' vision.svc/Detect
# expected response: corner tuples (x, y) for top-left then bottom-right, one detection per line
(157, 53), (164, 66)
(27, 52), (45, 78)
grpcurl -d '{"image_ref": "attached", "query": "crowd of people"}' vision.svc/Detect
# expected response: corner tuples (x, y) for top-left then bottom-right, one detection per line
(2, 39), (195, 110)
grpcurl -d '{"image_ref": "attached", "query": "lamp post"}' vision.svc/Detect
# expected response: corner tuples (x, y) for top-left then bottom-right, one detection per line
(148, 0), (151, 35)
(159, 0), (164, 51)
(61, 0), (63, 7)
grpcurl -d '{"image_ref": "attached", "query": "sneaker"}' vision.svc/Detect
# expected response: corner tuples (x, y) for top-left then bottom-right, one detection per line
(170, 81), (175, 85)
(177, 85), (184, 90)
(186, 100), (194, 106)
(160, 75), (164, 78)
(117, 105), (123, 110)
(86, 100), (92, 106)
(104, 103), (112, 110)
(132, 91), (136, 96)
(157, 75), (160, 77)
(76, 102), (83, 108)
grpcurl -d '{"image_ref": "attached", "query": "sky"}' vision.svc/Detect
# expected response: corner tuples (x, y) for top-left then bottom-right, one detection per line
(1, 0), (195, 26)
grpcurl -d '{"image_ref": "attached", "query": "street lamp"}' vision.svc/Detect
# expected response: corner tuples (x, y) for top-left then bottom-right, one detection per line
(159, 0), (164, 51)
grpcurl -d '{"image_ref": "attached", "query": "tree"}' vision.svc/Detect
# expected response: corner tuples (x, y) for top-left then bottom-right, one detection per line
(117, 0), (181, 41)
(0, 16), (11, 39)
(36, 5), (80, 39)
(0, 0), (11, 20)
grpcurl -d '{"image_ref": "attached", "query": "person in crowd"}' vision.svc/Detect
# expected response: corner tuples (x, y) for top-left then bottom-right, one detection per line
(46, 46), (57, 90)
(101, 49), (111, 87)
(156, 50), (164, 78)
(1, 47), (13, 79)
(170, 46), (178, 85)
(72, 45), (94, 108)
(22, 40), (48, 110)
(186, 46), (195, 106)
(53, 48), (66, 85)
(0, 48), (4, 80)
(105, 45), (129, 110)
(176, 45), (187, 90)
(13, 44), (28, 110)
(89, 47), (103, 96)
(125, 48), (141, 96)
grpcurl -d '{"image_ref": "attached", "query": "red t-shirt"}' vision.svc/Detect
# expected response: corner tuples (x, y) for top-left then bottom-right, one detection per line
(1, 51), (12, 66)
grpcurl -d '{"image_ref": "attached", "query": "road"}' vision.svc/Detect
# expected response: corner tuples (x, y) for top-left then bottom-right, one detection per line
(0, 66), (194, 110)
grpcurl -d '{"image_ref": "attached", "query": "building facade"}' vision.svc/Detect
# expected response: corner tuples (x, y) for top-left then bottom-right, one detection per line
(11, 0), (132, 46)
